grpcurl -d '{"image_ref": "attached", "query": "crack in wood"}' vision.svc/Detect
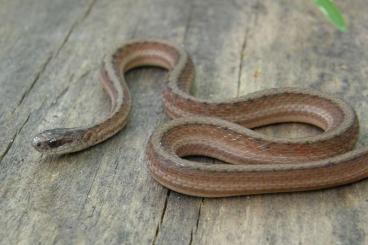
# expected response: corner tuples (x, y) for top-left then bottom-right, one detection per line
(152, 190), (170, 245)
(0, 113), (31, 163)
(237, 28), (249, 97)
(49, 87), (70, 109)
(195, 198), (203, 233)
(54, 0), (98, 59)
(17, 54), (53, 107)
(236, 0), (259, 97)
(81, 158), (103, 213)
(183, 0), (194, 44)
(188, 230), (193, 245)
(3, 0), (99, 167)
(186, 197), (203, 245)
(49, 69), (92, 111)
(150, 2), (194, 243)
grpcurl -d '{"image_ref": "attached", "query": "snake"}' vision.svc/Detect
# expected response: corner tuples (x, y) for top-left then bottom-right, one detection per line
(32, 39), (368, 197)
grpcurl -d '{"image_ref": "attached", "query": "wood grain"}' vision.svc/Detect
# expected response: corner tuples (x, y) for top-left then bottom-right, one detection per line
(1, 0), (368, 244)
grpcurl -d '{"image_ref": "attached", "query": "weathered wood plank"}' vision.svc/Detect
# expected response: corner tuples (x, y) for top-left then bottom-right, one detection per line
(1, 0), (368, 244)
(0, 0), (96, 159)
(154, 1), (256, 244)
(193, 1), (368, 245)
(2, 0), (194, 244)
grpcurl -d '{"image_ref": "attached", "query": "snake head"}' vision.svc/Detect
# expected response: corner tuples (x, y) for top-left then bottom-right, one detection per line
(32, 128), (85, 154)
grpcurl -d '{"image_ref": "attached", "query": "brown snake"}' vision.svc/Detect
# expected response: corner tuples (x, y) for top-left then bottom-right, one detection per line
(32, 39), (368, 197)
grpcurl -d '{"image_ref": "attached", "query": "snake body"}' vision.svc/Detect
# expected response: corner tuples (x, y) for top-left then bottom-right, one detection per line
(32, 40), (368, 197)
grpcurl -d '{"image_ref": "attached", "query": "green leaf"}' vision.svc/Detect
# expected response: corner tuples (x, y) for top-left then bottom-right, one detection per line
(314, 0), (347, 32)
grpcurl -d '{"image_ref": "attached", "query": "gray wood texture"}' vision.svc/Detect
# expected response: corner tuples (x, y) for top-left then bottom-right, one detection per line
(1, 0), (368, 244)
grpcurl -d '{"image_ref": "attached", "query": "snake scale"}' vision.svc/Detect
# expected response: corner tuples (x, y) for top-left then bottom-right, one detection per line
(32, 40), (368, 197)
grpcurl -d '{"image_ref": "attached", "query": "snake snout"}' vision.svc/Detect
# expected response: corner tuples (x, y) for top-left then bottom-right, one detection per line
(31, 130), (66, 153)
(31, 134), (48, 152)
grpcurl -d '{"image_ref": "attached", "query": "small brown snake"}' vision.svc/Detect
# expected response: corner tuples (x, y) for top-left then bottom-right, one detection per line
(32, 39), (368, 197)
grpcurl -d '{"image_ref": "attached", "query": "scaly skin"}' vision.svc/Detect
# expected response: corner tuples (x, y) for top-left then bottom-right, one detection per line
(32, 40), (368, 197)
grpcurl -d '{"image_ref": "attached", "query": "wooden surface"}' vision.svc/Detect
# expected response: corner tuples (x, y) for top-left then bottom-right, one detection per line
(1, 0), (368, 244)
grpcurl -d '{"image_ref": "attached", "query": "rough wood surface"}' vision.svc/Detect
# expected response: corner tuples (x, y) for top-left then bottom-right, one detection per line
(1, 0), (368, 244)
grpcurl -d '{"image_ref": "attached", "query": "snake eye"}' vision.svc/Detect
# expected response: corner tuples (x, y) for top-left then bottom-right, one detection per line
(48, 138), (62, 148)
(36, 142), (42, 147)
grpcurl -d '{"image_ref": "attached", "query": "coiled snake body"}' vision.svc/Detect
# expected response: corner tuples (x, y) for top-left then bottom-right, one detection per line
(32, 40), (368, 197)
